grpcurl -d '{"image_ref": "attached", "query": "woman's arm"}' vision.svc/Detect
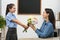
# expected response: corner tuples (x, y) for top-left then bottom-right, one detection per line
(35, 25), (53, 38)
(30, 24), (53, 38)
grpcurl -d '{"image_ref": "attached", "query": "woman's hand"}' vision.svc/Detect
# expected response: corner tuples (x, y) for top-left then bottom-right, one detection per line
(29, 24), (37, 31)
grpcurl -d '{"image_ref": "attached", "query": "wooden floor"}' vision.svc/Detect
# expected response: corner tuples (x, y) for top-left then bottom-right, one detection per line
(19, 37), (60, 40)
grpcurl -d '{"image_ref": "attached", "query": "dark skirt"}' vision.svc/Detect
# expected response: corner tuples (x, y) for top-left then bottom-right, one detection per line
(6, 28), (17, 40)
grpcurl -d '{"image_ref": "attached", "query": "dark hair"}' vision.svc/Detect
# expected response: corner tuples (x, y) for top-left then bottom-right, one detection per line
(45, 8), (55, 29)
(6, 3), (15, 15)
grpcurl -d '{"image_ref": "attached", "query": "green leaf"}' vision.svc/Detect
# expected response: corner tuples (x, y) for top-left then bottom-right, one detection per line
(0, 15), (6, 28)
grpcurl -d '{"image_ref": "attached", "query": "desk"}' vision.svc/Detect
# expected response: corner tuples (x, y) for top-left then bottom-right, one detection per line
(19, 37), (60, 40)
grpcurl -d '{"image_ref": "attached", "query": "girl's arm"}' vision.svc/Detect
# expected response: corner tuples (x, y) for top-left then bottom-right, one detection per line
(11, 19), (28, 29)
(6, 13), (28, 29)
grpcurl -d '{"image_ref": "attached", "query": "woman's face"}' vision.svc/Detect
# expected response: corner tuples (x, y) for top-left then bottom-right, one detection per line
(9, 6), (16, 13)
(43, 10), (49, 19)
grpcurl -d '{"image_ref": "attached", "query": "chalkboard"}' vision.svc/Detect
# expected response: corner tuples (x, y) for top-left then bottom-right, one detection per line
(18, 0), (41, 14)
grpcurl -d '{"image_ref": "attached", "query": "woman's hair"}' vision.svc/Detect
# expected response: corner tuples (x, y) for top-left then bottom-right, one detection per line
(45, 8), (55, 29)
(6, 3), (15, 15)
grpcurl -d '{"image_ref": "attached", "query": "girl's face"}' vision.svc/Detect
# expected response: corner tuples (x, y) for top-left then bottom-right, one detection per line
(43, 10), (49, 19)
(9, 6), (16, 13)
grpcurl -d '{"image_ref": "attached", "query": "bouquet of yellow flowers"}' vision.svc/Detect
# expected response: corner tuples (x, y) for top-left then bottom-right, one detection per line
(23, 18), (38, 32)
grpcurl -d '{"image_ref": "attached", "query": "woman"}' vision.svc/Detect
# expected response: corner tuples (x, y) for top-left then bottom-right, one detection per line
(5, 3), (28, 40)
(29, 8), (55, 38)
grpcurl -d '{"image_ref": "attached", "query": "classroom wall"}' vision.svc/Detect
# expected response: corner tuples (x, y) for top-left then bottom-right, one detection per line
(1, 0), (60, 39)
(0, 0), (1, 15)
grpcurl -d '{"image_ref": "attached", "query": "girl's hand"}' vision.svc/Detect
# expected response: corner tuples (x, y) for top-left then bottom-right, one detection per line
(29, 24), (37, 31)
(11, 19), (28, 29)
(23, 25), (28, 29)
(23, 25), (29, 32)
(29, 24), (34, 27)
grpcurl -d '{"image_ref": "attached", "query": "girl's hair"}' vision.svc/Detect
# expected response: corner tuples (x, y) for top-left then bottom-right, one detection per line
(6, 3), (15, 15)
(45, 8), (55, 29)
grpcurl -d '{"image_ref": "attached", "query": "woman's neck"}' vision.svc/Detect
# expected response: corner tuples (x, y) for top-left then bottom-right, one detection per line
(45, 17), (49, 23)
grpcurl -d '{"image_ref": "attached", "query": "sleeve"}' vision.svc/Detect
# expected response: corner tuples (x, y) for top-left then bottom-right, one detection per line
(6, 14), (16, 21)
(35, 24), (53, 38)
(39, 21), (45, 31)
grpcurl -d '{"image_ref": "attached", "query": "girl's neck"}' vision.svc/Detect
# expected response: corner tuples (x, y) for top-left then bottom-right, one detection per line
(9, 12), (13, 13)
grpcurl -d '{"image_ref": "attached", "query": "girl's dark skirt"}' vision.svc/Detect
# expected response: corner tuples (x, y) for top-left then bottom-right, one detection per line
(6, 28), (17, 40)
